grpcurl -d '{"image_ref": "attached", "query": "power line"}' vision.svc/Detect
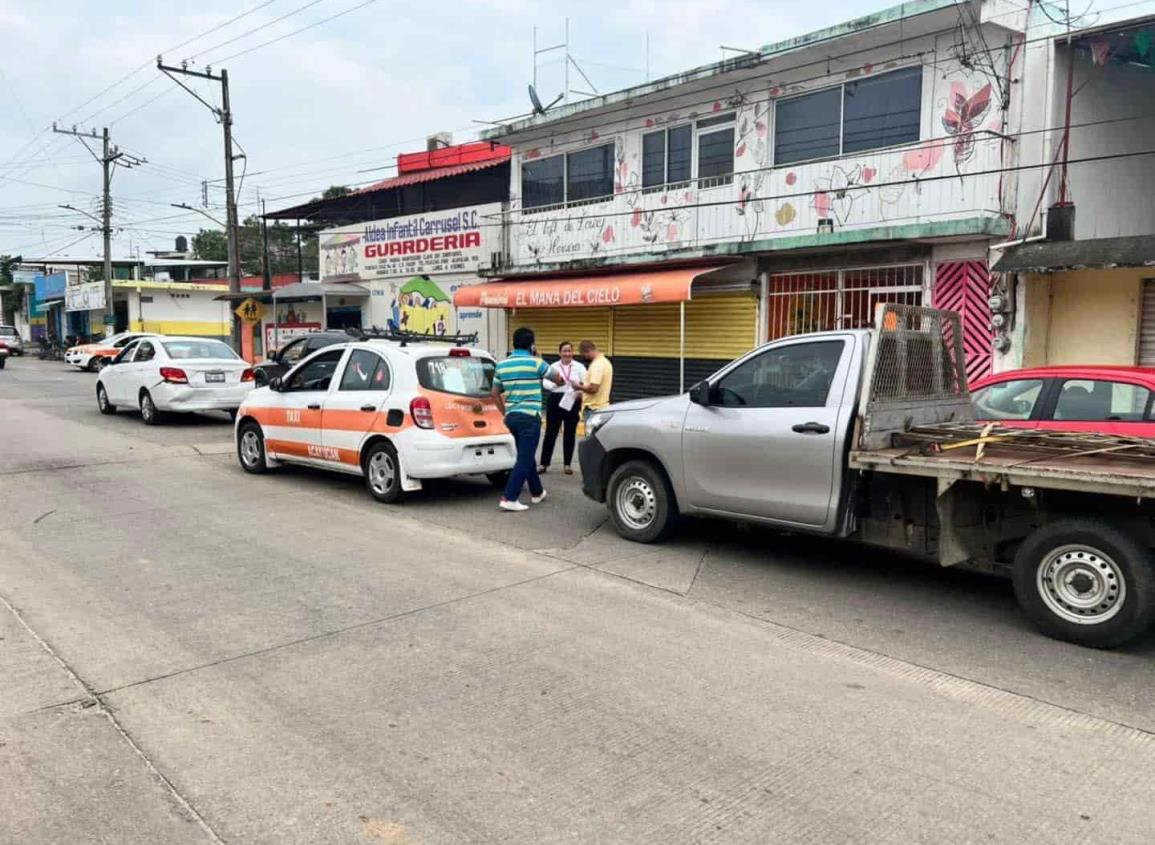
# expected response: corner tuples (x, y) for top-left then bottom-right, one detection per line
(206, 0), (382, 64)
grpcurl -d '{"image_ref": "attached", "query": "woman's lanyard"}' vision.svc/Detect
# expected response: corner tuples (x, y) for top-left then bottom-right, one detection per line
(558, 362), (573, 386)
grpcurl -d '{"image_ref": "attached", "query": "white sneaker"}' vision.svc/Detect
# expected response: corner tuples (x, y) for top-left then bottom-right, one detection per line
(499, 499), (529, 512)
(531, 490), (548, 504)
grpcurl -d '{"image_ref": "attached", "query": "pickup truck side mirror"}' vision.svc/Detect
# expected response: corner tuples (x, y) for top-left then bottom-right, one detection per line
(688, 380), (711, 406)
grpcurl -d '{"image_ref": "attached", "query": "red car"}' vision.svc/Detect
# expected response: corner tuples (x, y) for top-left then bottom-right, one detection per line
(970, 366), (1155, 436)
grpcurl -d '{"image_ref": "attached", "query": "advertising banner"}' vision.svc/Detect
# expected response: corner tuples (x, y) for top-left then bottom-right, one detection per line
(319, 203), (502, 283)
(265, 322), (322, 352)
(65, 280), (106, 312)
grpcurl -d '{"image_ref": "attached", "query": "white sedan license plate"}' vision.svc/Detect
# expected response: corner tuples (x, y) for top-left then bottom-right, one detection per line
(205, 372), (225, 383)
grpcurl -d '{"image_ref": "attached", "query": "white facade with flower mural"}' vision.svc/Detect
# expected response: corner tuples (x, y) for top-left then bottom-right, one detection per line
(495, 5), (1024, 268)
(482, 0), (1077, 387)
(318, 202), (506, 351)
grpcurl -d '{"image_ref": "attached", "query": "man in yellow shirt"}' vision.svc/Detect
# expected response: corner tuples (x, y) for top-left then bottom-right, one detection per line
(578, 339), (614, 424)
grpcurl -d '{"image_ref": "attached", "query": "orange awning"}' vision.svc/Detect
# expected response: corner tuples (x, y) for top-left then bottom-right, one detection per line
(454, 267), (727, 309)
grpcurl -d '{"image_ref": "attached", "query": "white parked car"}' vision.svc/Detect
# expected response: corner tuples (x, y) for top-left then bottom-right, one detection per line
(96, 335), (255, 424)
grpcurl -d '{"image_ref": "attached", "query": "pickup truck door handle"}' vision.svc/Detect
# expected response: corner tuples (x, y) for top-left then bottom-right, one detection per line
(792, 421), (830, 435)
(307, 403), (321, 410)
(360, 404), (376, 412)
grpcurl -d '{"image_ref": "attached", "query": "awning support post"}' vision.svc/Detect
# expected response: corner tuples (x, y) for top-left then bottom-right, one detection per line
(322, 292), (327, 330)
(679, 300), (686, 393)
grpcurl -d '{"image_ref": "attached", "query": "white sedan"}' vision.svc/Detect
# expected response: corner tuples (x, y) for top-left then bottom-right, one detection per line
(96, 335), (255, 424)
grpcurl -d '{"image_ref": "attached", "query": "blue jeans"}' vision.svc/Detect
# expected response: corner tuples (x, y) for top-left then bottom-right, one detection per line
(503, 412), (544, 502)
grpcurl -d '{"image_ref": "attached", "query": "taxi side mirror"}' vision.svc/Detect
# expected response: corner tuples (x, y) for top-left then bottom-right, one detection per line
(269, 376), (284, 392)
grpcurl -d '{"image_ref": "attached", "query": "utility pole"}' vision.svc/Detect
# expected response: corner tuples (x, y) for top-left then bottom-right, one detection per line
(52, 124), (143, 336)
(158, 58), (244, 351)
(260, 198), (272, 291)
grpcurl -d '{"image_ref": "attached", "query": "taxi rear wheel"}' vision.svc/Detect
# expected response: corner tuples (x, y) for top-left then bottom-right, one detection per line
(364, 441), (403, 504)
(237, 422), (269, 474)
(485, 471), (510, 488)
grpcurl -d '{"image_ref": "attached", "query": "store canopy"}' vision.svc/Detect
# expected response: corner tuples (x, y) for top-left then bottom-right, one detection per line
(213, 282), (369, 303)
(992, 235), (1155, 273)
(453, 266), (730, 309)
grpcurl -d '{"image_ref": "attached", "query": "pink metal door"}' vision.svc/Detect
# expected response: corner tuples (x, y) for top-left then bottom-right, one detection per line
(933, 260), (993, 384)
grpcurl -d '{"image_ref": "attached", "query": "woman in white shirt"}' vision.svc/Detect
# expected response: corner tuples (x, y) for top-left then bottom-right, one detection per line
(539, 340), (587, 474)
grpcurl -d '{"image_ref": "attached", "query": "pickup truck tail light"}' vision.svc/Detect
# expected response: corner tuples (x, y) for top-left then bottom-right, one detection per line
(410, 396), (434, 429)
(159, 367), (188, 384)
(240, 368), (255, 382)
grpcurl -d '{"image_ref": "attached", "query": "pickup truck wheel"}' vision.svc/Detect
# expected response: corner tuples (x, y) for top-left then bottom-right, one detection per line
(607, 460), (678, 543)
(1013, 519), (1155, 648)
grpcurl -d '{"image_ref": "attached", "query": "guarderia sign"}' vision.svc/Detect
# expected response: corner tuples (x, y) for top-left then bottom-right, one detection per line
(320, 204), (500, 282)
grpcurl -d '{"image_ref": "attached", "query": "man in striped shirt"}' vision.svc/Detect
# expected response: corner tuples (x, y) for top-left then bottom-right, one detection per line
(492, 326), (565, 511)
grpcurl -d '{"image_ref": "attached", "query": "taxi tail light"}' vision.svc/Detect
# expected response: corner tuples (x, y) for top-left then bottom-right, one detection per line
(448, 348), (471, 357)
(241, 368), (255, 382)
(159, 367), (188, 384)
(410, 396), (434, 429)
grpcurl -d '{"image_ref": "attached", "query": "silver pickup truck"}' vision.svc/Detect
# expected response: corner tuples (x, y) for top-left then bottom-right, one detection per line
(580, 305), (1155, 648)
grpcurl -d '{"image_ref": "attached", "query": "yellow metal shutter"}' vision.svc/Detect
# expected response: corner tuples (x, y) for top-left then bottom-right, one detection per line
(508, 307), (612, 356)
(685, 294), (758, 359)
(612, 303), (680, 357)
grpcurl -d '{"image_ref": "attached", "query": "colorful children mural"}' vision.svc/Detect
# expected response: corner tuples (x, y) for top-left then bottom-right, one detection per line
(386, 275), (452, 335)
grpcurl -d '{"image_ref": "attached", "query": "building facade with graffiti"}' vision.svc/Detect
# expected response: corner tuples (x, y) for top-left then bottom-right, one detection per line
(472, 0), (1077, 393)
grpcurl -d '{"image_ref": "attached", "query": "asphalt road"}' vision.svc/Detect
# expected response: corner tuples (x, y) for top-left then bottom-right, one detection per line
(2, 355), (1154, 844)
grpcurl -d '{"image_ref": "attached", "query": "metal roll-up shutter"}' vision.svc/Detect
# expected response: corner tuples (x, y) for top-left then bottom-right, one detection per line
(1140, 279), (1155, 366)
(508, 307), (611, 356)
(685, 293), (757, 359)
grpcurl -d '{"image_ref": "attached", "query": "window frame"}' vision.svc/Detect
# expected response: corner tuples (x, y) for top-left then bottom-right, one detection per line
(707, 338), (846, 409)
(641, 124), (694, 193)
(338, 349), (391, 392)
(1045, 377), (1155, 423)
(285, 348), (347, 393)
(971, 378), (1047, 422)
(520, 142), (616, 212)
(772, 66), (923, 167)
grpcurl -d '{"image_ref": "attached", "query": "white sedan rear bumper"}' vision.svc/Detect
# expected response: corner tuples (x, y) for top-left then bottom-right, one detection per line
(152, 382), (254, 412)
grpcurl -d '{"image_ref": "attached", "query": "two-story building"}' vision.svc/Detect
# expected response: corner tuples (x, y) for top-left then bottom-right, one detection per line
(466, 0), (1043, 397)
(993, 14), (1155, 369)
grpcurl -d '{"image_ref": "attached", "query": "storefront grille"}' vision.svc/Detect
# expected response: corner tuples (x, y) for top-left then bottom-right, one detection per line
(767, 264), (925, 341)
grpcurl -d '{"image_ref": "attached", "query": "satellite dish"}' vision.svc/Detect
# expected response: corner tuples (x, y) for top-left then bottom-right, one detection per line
(528, 84), (564, 116)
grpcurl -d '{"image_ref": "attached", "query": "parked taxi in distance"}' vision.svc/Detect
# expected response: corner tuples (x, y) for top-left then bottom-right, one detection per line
(66, 331), (149, 371)
(234, 333), (514, 503)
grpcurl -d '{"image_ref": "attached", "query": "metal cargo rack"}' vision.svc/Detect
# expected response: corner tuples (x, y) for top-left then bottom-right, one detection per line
(347, 327), (479, 347)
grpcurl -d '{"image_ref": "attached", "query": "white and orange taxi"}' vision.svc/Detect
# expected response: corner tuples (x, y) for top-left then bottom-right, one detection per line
(234, 338), (514, 502)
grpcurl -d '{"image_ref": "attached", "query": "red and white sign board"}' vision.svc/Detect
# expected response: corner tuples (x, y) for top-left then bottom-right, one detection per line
(265, 322), (322, 352)
(319, 203), (501, 283)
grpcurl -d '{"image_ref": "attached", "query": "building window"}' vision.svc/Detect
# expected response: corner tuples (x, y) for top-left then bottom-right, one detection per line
(521, 143), (615, 210)
(696, 112), (735, 188)
(566, 144), (614, 204)
(522, 155), (564, 209)
(642, 125), (692, 190)
(773, 67), (922, 165)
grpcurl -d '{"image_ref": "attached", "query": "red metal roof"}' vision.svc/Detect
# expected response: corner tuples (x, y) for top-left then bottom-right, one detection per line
(355, 155), (508, 195)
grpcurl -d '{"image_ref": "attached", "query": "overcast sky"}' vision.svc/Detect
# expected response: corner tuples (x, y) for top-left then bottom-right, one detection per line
(0, 0), (882, 259)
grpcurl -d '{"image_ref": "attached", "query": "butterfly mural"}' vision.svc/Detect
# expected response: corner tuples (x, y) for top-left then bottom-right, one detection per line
(941, 82), (992, 169)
